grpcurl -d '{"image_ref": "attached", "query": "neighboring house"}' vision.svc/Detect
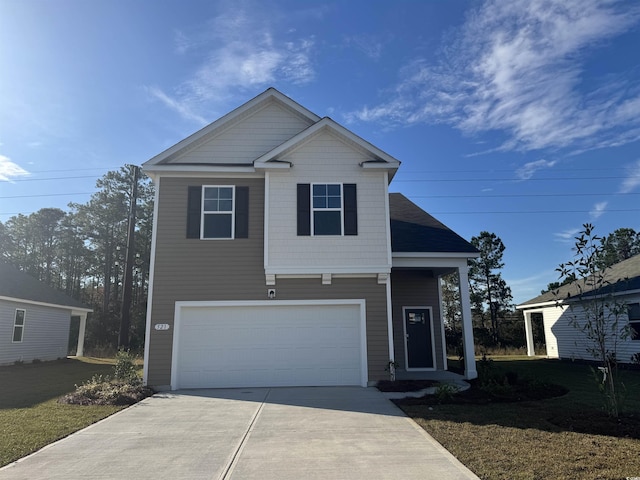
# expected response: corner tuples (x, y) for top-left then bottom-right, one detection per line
(142, 88), (479, 391)
(0, 262), (92, 365)
(517, 254), (640, 363)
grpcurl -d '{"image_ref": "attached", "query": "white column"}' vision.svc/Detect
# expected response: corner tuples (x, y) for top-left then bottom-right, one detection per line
(457, 266), (477, 379)
(77, 313), (87, 357)
(524, 311), (535, 356)
(385, 276), (396, 380)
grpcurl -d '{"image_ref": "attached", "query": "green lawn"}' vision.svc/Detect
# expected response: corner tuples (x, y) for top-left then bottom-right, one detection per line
(400, 357), (640, 480)
(0, 358), (128, 467)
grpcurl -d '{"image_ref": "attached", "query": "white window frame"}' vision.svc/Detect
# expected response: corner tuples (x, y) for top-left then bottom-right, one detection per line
(201, 185), (235, 240)
(13, 309), (26, 343)
(311, 183), (343, 236)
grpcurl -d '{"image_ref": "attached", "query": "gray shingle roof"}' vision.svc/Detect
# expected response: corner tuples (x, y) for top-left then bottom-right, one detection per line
(518, 253), (640, 307)
(389, 193), (478, 254)
(0, 262), (91, 311)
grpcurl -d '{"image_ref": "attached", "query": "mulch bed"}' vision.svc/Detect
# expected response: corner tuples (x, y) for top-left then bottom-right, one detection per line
(548, 411), (640, 439)
(376, 380), (437, 392)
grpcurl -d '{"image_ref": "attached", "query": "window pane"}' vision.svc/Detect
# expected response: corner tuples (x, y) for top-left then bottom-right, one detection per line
(204, 187), (219, 199)
(629, 303), (640, 320)
(219, 199), (233, 211)
(15, 310), (25, 326)
(327, 184), (341, 196)
(630, 322), (640, 341)
(327, 196), (341, 208)
(203, 214), (232, 238)
(219, 187), (233, 199)
(203, 199), (218, 212)
(314, 211), (341, 235)
(313, 184), (326, 196)
(313, 196), (326, 208)
(13, 326), (23, 342)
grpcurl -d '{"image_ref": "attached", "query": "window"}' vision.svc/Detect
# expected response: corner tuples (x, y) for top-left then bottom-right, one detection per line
(313, 184), (342, 235)
(186, 185), (249, 240)
(13, 309), (25, 343)
(202, 186), (234, 239)
(629, 303), (640, 341)
(297, 183), (357, 236)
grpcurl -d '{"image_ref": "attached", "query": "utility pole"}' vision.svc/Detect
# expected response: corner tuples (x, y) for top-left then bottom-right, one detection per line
(119, 164), (139, 349)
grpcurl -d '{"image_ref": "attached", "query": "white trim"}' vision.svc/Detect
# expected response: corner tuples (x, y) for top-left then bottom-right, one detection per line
(393, 257), (471, 269)
(263, 171), (270, 269)
(383, 173), (392, 267)
(200, 185), (235, 240)
(12, 308), (26, 343)
(144, 165), (257, 176)
(265, 266), (391, 275)
(311, 183), (344, 236)
(143, 176), (161, 385)
(402, 306), (437, 371)
(254, 162), (291, 169)
(393, 252), (479, 259)
(170, 299), (368, 390)
(0, 296), (91, 315)
(437, 276), (448, 369)
(146, 171), (264, 182)
(516, 301), (557, 310)
(385, 277), (395, 371)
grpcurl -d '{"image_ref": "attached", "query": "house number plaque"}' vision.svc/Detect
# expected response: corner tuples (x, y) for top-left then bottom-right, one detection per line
(154, 323), (170, 331)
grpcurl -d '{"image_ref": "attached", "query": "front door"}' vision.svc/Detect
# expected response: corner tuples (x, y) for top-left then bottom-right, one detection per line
(403, 307), (435, 370)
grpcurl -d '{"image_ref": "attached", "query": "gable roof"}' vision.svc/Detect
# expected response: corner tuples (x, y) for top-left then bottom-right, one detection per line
(142, 88), (401, 180)
(517, 253), (640, 308)
(389, 193), (478, 255)
(143, 88), (320, 169)
(0, 262), (91, 312)
(254, 117), (401, 178)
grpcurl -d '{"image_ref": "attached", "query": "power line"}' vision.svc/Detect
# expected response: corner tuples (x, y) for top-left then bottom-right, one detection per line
(0, 192), (94, 199)
(429, 209), (640, 215)
(409, 192), (640, 198)
(394, 176), (633, 182)
(3, 175), (103, 183)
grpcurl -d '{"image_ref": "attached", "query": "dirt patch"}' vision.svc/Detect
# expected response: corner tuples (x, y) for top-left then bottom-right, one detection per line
(548, 411), (640, 439)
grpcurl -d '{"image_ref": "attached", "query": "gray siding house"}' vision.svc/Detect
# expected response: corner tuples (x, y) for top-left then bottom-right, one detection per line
(517, 253), (640, 363)
(142, 88), (479, 390)
(0, 262), (92, 365)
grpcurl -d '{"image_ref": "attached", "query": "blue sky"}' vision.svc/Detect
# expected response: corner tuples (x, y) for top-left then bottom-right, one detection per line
(1, 0), (640, 304)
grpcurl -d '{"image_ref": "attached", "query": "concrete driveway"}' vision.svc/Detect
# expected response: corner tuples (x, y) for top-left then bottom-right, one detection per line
(0, 387), (478, 480)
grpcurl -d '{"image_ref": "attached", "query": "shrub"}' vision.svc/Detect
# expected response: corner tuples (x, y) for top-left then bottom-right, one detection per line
(435, 382), (460, 403)
(113, 350), (139, 384)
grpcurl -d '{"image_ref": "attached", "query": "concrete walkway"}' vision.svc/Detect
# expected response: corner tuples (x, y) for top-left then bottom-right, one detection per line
(0, 387), (478, 480)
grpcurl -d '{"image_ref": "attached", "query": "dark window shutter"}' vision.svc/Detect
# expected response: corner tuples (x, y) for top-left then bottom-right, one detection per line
(187, 186), (202, 239)
(297, 184), (311, 236)
(235, 186), (249, 238)
(343, 183), (358, 235)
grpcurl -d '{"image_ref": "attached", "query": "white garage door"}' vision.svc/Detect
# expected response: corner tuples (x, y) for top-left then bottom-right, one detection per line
(172, 301), (366, 389)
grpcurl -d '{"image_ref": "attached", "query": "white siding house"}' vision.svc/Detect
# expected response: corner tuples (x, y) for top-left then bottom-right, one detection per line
(0, 262), (92, 365)
(517, 254), (640, 364)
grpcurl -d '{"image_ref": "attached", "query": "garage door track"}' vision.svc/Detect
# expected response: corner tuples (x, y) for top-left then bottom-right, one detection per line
(0, 387), (478, 480)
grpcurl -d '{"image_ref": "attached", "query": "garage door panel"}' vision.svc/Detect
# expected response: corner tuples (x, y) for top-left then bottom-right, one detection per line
(175, 303), (364, 389)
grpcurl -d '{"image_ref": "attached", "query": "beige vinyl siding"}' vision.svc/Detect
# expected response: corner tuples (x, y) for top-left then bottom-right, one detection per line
(0, 300), (71, 365)
(147, 176), (390, 386)
(267, 130), (390, 270)
(168, 101), (313, 165)
(391, 270), (445, 371)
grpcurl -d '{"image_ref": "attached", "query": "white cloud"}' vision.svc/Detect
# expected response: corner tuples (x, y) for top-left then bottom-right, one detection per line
(515, 159), (557, 180)
(148, 5), (316, 123)
(348, 0), (640, 153)
(0, 155), (30, 182)
(554, 228), (581, 243)
(619, 159), (640, 193)
(589, 201), (608, 220)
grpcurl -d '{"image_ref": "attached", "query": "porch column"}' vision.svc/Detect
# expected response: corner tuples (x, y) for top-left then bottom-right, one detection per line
(524, 311), (535, 356)
(76, 313), (87, 357)
(457, 265), (477, 379)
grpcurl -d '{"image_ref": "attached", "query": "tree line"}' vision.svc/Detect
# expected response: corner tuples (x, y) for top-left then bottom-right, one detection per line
(0, 166), (154, 354)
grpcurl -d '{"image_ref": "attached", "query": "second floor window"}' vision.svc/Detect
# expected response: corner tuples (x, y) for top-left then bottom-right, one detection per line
(202, 186), (234, 239)
(629, 303), (640, 341)
(312, 184), (342, 235)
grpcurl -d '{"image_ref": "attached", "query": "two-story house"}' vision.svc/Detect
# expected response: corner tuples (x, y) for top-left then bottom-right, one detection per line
(142, 88), (478, 390)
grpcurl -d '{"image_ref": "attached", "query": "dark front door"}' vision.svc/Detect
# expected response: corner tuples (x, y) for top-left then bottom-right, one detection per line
(404, 307), (434, 369)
